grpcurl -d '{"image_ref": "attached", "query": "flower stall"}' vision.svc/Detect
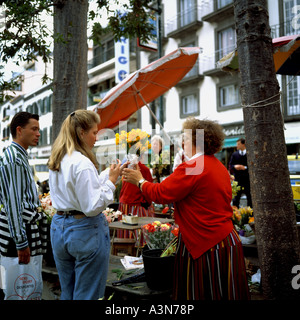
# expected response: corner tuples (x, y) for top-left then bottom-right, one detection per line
(232, 206), (255, 244)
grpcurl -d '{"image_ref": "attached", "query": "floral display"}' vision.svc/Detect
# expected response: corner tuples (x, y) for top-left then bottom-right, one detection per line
(142, 220), (179, 251)
(231, 175), (241, 199)
(162, 206), (174, 215)
(38, 192), (56, 223)
(102, 207), (122, 223)
(232, 205), (255, 240)
(151, 150), (171, 178)
(115, 128), (151, 155)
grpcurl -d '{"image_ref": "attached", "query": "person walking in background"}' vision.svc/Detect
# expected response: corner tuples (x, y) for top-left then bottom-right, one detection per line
(229, 138), (252, 208)
(0, 112), (48, 299)
(123, 117), (250, 300)
(48, 110), (121, 300)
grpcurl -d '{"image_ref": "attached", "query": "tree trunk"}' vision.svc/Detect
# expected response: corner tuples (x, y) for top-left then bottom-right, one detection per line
(52, 0), (88, 139)
(234, 0), (300, 299)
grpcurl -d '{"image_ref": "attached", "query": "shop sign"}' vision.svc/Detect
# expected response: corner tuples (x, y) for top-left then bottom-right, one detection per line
(223, 125), (245, 137)
(115, 36), (129, 84)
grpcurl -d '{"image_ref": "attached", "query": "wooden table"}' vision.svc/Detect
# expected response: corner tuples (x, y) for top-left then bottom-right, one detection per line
(109, 217), (174, 256)
(105, 255), (172, 300)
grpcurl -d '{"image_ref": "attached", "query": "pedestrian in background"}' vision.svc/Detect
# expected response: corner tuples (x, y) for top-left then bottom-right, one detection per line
(0, 112), (47, 299)
(229, 138), (252, 208)
(123, 117), (250, 300)
(48, 110), (121, 300)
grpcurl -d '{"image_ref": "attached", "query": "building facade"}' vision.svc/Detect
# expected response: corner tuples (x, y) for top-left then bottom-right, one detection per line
(0, 0), (299, 170)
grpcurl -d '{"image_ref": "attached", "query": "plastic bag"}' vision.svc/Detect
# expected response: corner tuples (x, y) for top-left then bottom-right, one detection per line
(239, 234), (256, 245)
(251, 269), (261, 284)
(0, 255), (43, 300)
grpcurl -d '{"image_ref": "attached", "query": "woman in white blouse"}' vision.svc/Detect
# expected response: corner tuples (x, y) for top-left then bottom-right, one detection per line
(48, 110), (121, 300)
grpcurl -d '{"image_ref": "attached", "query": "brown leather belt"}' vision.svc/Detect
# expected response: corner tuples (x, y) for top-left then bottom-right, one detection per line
(57, 210), (85, 218)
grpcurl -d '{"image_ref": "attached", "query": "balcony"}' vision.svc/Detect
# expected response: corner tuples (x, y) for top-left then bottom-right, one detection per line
(88, 47), (115, 71)
(286, 93), (300, 117)
(271, 21), (300, 39)
(201, 0), (234, 23)
(175, 60), (204, 87)
(165, 4), (203, 38)
(201, 44), (236, 76)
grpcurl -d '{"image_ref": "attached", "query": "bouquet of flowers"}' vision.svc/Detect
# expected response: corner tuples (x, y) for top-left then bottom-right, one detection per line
(38, 192), (56, 223)
(231, 175), (241, 199)
(151, 150), (171, 177)
(232, 206), (255, 244)
(116, 128), (151, 156)
(142, 220), (179, 252)
(102, 207), (122, 223)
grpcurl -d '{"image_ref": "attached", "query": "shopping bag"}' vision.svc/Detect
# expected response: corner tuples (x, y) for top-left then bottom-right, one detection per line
(0, 255), (43, 300)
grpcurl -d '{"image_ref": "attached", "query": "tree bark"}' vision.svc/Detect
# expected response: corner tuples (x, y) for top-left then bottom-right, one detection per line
(234, 0), (300, 299)
(52, 0), (88, 139)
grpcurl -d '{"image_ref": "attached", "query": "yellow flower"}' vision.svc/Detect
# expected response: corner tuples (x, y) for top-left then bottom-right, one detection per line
(115, 128), (150, 155)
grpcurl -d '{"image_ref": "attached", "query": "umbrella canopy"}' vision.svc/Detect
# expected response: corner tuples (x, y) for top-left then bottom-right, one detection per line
(96, 47), (201, 132)
(217, 34), (300, 75)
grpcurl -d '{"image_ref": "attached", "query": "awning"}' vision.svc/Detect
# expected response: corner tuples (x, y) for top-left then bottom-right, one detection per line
(223, 137), (239, 148)
(88, 68), (115, 87)
(217, 34), (300, 76)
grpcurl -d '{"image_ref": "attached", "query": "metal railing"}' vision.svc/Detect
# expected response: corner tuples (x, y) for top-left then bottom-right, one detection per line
(200, 44), (236, 73)
(165, 3), (204, 36)
(271, 21), (300, 38)
(287, 94), (300, 116)
(88, 47), (115, 70)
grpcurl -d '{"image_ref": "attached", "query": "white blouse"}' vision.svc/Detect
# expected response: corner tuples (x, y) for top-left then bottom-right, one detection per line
(49, 151), (115, 216)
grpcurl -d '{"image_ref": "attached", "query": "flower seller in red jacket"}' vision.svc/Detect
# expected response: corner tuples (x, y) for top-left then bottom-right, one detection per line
(123, 117), (250, 300)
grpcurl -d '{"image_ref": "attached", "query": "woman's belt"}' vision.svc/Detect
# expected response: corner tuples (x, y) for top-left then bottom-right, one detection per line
(56, 210), (85, 218)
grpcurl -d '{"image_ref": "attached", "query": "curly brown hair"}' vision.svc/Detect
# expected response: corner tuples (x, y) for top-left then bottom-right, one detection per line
(182, 117), (225, 155)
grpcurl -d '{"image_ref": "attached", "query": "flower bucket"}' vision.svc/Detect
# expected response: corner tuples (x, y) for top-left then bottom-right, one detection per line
(142, 248), (175, 291)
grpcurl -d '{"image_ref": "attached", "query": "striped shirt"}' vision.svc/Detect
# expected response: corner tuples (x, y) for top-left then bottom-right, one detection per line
(0, 142), (40, 251)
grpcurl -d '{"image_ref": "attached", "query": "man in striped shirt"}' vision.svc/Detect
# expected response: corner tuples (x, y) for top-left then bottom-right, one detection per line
(0, 112), (47, 266)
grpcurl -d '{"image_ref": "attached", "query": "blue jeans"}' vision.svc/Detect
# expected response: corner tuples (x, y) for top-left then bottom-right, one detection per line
(50, 213), (110, 300)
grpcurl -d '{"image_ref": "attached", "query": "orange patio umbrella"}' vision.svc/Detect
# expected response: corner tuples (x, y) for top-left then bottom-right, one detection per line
(217, 34), (300, 76)
(95, 47), (201, 135)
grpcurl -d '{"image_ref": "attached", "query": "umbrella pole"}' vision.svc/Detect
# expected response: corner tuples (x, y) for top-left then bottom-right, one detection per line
(135, 89), (171, 142)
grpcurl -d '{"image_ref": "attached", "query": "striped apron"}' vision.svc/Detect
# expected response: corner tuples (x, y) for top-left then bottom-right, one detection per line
(173, 228), (250, 300)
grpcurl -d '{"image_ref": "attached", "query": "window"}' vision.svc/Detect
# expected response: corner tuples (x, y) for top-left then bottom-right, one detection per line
(38, 99), (44, 115)
(284, 0), (300, 36)
(287, 75), (300, 116)
(217, 0), (233, 9)
(180, 0), (195, 27)
(219, 83), (239, 108)
(93, 39), (115, 67)
(180, 92), (199, 117)
(217, 26), (236, 60)
(43, 96), (49, 113)
(26, 105), (32, 113)
(42, 128), (48, 145)
(32, 102), (38, 114)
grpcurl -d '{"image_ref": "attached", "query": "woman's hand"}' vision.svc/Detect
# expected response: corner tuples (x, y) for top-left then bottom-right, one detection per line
(123, 167), (143, 186)
(109, 159), (122, 185)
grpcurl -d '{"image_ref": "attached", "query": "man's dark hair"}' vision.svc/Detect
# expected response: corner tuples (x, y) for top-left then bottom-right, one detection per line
(10, 112), (39, 138)
(237, 138), (246, 144)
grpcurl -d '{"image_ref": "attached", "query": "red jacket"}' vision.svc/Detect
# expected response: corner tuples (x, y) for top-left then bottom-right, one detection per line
(119, 162), (153, 206)
(142, 155), (234, 259)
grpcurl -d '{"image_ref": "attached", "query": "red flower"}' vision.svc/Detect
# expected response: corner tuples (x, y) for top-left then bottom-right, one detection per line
(171, 227), (179, 237)
(162, 207), (169, 214)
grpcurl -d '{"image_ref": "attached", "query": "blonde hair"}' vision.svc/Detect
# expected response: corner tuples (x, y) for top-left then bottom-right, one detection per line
(48, 110), (100, 171)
